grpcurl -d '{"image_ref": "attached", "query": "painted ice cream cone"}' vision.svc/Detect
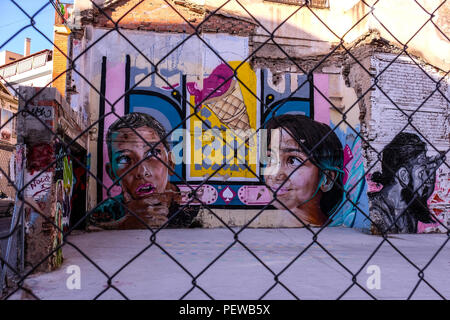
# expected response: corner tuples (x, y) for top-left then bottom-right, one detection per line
(186, 63), (254, 146)
(204, 80), (251, 131)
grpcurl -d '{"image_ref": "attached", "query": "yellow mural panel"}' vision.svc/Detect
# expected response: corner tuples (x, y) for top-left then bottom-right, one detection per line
(189, 61), (258, 180)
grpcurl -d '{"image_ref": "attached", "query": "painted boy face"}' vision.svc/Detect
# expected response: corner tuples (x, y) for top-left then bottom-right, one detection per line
(265, 128), (321, 211)
(107, 127), (171, 200)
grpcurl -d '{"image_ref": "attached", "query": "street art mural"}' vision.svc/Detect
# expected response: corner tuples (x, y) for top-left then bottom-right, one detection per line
(53, 179), (64, 267)
(91, 74), (365, 229)
(91, 112), (197, 229)
(264, 114), (345, 227)
(16, 86), (88, 271)
(187, 62), (258, 184)
(89, 32), (374, 231)
(23, 141), (58, 269)
(336, 132), (368, 228)
(22, 141), (75, 269)
(368, 132), (445, 233)
(24, 143), (54, 224)
(54, 142), (74, 232)
(421, 165), (450, 233)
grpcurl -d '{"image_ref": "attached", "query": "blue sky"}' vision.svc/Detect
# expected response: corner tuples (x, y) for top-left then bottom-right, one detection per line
(0, 0), (73, 55)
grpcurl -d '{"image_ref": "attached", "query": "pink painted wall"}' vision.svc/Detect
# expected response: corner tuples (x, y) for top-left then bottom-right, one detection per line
(313, 73), (330, 125)
(102, 62), (125, 199)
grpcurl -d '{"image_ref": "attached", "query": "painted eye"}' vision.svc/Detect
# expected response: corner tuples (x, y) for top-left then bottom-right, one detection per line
(145, 148), (161, 159)
(145, 150), (153, 159)
(419, 170), (425, 180)
(116, 155), (130, 166)
(287, 157), (303, 167)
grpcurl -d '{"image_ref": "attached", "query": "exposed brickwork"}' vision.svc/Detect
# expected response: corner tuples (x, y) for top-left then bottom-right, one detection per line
(264, 0), (329, 8)
(348, 51), (450, 234)
(201, 13), (257, 36)
(52, 30), (70, 97)
(367, 53), (448, 155)
(84, 0), (257, 36)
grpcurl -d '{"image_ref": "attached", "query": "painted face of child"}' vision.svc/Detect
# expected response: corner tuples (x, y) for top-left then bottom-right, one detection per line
(265, 128), (322, 213)
(107, 127), (171, 200)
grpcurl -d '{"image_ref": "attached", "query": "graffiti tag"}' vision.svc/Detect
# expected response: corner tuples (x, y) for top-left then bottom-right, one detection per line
(24, 106), (53, 120)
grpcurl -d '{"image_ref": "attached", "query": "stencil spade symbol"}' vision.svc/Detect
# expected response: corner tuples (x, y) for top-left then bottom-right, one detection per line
(222, 187), (234, 204)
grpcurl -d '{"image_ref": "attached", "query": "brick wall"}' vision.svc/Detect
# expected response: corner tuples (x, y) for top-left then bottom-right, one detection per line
(368, 52), (450, 232)
(52, 27), (70, 97)
(90, 0), (257, 35)
(368, 53), (449, 162)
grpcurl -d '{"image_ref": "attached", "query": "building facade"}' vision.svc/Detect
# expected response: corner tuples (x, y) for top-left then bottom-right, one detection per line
(0, 49), (53, 96)
(63, 0), (449, 234)
(0, 82), (18, 200)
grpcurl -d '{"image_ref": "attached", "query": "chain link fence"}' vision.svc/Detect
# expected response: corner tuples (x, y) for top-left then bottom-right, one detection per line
(0, 0), (449, 300)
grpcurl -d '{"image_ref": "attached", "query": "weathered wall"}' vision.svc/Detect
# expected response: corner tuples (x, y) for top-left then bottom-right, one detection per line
(367, 53), (449, 233)
(203, 0), (450, 71)
(73, 28), (370, 231)
(73, 0), (450, 71)
(343, 46), (449, 234)
(70, 0), (449, 234)
(17, 87), (85, 271)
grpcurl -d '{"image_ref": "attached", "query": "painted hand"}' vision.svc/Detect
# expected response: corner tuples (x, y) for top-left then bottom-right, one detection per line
(121, 191), (170, 229)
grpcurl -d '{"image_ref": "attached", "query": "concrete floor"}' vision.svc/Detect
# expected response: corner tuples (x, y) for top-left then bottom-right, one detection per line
(5, 227), (450, 300)
(0, 217), (12, 235)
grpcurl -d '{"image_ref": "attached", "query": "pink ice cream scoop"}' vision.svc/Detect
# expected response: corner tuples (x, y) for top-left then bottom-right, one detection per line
(187, 63), (234, 106)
